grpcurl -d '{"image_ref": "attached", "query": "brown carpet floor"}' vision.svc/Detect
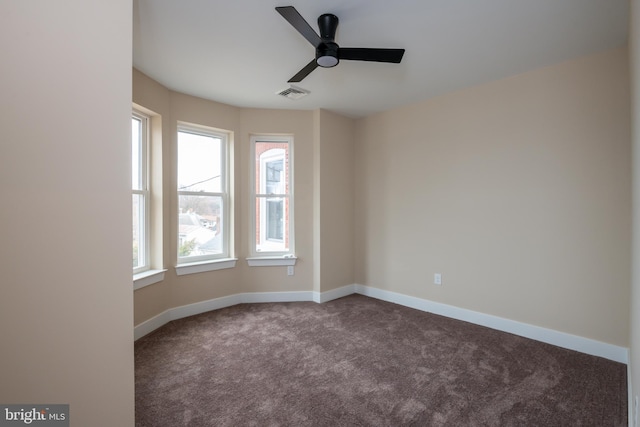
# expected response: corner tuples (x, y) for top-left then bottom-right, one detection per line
(135, 294), (627, 426)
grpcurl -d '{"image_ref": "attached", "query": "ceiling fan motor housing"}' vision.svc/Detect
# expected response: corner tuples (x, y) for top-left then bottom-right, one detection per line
(316, 13), (340, 67)
(316, 42), (339, 67)
(318, 13), (338, 39)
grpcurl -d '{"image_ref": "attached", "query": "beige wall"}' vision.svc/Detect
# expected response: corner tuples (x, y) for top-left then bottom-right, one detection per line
(169, 93), (243, 308)
(239, 108), (316, 293)
(630, 0), (640, 417)
(134, 46), (631, 357)
(133, 72), (333, 323)
(133, 69), (172, 324)
(133, 73), (246, 318)
(355, 47), (631, 346)
(135, 45), (630, 350)
(316, 110), (356, 293)
(0, 1), (134, 425)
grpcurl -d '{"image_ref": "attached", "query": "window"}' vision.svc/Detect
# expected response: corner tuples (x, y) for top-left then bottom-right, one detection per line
(132, 112), (150, 274)
(177, 124), (229, 264)
(250, 135), (294, 256)
(132, 104), (166, 287)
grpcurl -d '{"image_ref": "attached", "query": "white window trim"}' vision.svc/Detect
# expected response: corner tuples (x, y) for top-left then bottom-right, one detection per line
(133, 110), (151, 275)
(134, 269), (167, 290)
(246, 256), (297, 267)
(175, 258), (238, 276)
(176, 123), (231, 266)
(249, 135), (295, 259)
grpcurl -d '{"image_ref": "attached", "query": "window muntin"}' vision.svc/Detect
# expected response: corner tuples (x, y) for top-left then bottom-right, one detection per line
(177, 125), (229, 263)
(132, 112), (150, 273)
(251, 136), (293, 256)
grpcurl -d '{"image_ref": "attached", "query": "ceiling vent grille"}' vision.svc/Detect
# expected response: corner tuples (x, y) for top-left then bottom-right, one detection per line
(277, 85), (310, 100)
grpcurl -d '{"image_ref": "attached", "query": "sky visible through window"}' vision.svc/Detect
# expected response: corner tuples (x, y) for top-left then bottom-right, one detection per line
(178, 131), (221, 192)
(131, 118), (141, 190)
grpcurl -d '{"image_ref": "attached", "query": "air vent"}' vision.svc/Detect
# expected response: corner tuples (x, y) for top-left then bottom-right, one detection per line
(276, 85), (310, 100)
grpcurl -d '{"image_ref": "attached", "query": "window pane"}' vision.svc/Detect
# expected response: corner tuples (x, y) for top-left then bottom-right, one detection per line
(178, 131), (222, 193)
(132, 117), (143, 191)
(132, 193), (145, 268)
(254, 139), (291, 254)
(266, 198), (284, 240)
(256, 196), (289, 253)
(178, 195), (223, 258)
(256, 143), (289, 196)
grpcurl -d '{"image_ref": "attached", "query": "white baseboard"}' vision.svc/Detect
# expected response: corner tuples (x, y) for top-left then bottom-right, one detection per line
(134, 284), (629, 365)
(354, 284), (628, 364)
(134, 287), (362, 340)
(169, 294), (242, 323)
(629, 362), (634, 427)
(136, 291), (318, 340)
(314, 285), (357, 303)
(134, 310), (172, 341)
(134, 294), (241, 340)
(241, 291), (314, 304)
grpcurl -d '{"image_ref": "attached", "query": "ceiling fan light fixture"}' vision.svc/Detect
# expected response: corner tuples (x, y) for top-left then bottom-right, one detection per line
(317, 55), (338, 68)
(316, 42), (339, 68)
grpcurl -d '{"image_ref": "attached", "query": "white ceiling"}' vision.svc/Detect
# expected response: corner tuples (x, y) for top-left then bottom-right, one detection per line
(133, 0), (629, 118)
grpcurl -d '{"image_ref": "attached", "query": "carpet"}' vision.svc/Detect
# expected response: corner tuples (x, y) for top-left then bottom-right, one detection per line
(135, 294), (627, 426)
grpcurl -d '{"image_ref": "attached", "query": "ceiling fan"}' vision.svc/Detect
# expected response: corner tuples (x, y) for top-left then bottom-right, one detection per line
(276, 6), (405, 83)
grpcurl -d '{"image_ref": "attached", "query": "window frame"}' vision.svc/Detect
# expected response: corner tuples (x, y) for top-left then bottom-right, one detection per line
(132, 110), (151, 275)
(249, 135), (295, 258)
(176, 123), (231, 265)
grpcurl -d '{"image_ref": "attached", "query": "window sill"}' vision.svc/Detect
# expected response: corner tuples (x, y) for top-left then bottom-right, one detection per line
(175, 258), (238, 276)
(246, 256), (297, 267)
(134, 269), (167, 290)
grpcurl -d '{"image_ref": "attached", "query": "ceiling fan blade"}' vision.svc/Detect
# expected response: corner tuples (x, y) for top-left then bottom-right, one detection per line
(288, 59), (318, 83)
(339, 48), (405, 63)
(276, 6), (322, 47)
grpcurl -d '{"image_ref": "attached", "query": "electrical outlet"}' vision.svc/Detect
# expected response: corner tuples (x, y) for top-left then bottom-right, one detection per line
(287, 266), (294, 276)
(434, 273), (442, 285)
